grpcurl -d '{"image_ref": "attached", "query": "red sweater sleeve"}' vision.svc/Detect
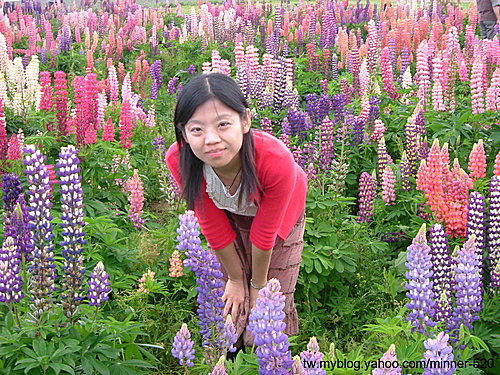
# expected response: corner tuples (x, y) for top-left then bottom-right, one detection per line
(165, 143), (237, 250)
(249, 145), (298, 251)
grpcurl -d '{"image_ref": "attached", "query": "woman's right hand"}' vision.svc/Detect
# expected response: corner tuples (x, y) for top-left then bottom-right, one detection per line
(222, 279), (246, 319)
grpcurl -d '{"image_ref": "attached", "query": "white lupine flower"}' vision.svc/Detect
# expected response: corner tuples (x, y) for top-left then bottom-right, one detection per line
(0, 33), (9, 73)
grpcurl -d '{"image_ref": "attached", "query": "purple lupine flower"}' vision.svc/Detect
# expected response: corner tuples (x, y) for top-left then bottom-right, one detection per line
(350, 116), (365, 146)
(2, 173), (23, 213)
(167, 76), (179, 96)
(405, 224), (436, 334)
(400, 47), (411, 79)
(372, 344), (401, 375)
(300, 337), (326, 375)
(331, 94), (347, 125)
(429, 224), (453, 323)
(422, 332), (456, 375)
(188, 64), (197, 75)
(40, 49), (47, 65)
(405, 117), (420, 177)
(59, 25), (71, 52)
(0, 237), (24, 303)
(466, 192), (487, 276)
(488, 176), (500, 290)
(209, 355), (228, 375)
(24, 145), (56, 321)
(306, 94), (331, 127)
(88, 261), (111, 307)
(449, 235), (482, 335)
(221, 315), (238, 353)
(331, 53), (338, 80)
(272, 59), (287, 112)
(177, 211), (225, 361)
(172, 323), (196, 367)
(378, 137), (393, 178)
(400, 152), (413, 191)
(260, 117), (273, 135)
(292, 355), (306, 375)
(152, 135), (166, 153)
(150, 60), (163, 99)
(57, 145), (87, 319)
(318, 117), (335, 174)
(286, 109), (313, 138)
(418, 138), (430, 161)
(368, 95), (381, 125)
(248, 278), (294, 375)
(357, 171), (377, 223)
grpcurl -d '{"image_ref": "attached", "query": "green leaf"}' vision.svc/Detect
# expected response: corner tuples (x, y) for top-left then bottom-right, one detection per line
(88, 358), (110, 375)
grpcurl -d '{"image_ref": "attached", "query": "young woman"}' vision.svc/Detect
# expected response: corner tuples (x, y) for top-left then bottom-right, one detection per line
(165, 73), (308, 348)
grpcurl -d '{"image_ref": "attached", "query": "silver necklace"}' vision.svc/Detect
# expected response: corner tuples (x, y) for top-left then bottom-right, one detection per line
(214, 167), (242, 198)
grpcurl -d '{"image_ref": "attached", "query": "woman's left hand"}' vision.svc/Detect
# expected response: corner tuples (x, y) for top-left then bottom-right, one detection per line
(249, 287), (260, 312)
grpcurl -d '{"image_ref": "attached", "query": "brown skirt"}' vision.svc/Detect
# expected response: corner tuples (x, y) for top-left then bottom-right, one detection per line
(209, 209), (306, 346)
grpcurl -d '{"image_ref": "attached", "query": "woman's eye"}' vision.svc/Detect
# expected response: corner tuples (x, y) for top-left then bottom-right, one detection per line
(190, 127), (201, 133)
(219, 122), (230, 127)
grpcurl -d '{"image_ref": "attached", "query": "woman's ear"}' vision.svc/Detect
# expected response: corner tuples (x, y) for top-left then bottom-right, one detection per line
(243, 108), (252, 133)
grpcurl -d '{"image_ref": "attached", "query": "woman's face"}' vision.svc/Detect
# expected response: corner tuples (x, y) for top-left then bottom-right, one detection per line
(182, 98), (251, 174)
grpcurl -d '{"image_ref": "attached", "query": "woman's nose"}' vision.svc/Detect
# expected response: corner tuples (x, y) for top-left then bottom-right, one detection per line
(204, 128), (221, 144)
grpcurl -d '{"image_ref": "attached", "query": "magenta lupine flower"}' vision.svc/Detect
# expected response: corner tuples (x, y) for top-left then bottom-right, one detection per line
(24, 145), (57, 321)
(429, 224), (453, 323)
(177, 211), (225, 357)
(382, 165), (396, 205)
(466, 192), (486, 276)
(357, 171), (377, 223)
(57, 145), (87, 318)
(423, 332), (455, 375)
(300, 337), (326, 375)
(487, 176), (500, 290)
(371, 119), (386, 143)
(0, 237), (23, 303)
(405, 224), (436, 334)
(449, 235), (482, 336)
(209, 356), (227, 375)
(248, 278), (294, 375)
(88, 261), (111, 307)
(172, 323), (196, 367)
(372, 344), (401, 375)
(381, 47), (399, 100)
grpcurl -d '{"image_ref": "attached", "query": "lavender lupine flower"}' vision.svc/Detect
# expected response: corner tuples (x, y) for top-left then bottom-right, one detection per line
(429, 224), (453, 323)
(300, 337), (327, 375)
(168, 77), (179, 96)
(188, 64), (197, 75)
(209, 356), (228, 375)
(177, 211), (225, 359)
(0, 237), (24, 303)
(24, 145), (57, 321)
(422, 332), (456, 375)
(357, 171), (377, 223)
(59, 25), (71, 52)
(152, 136), (166, 154)
(368, 95), (381, 124)
(466, 192), (486, 277)
(260, 117), (273, 135)
(449, 235), (482, 335)
(372, 344), (402, 375)
(405, 224), (436, 334)
(318, 117), (335, 174)
(150, 60), (163, 99)
(331, 94), (347, 125)
(2, 173), (23, 213)
(57, 145), (86, 319)
(248, 278), (294, 375)
(350, 116), (365, 146)
(172, 323), (196, 367)
(292, 355), (306, 375)
(221, 314), (238, 353)
(306, 94), (331, 127)
(88, 261), (111, 307)
(488, 176), (500, 290)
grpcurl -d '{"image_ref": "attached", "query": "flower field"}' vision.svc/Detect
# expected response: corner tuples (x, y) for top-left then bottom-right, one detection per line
(0, 0), (499, 374)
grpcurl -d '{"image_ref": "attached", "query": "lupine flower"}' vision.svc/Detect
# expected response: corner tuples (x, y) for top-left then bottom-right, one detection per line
(470, 57), (485, 114)
(371, 119), (386, 142)
(7, 134), (23, 161)
(466, 192), (486, 276)
(400, 152), (412, 191)
(150, 60), (163, 99)
(188, 64), (197, 74)
(300, 337), (326, 375)
(24, 145), (57, 321)
(372, 344), (401, 375)
(0, 237), (23, 303)
(487, 176), (500, 290)
(209, 356), (227, 375)
(429, 224), (453, 323)
(292, 355), (306, 375)
(449, 235), (482, 335)
(248, 278), (294, 374)
(377, 138), (393, 178)
(102, 117), (116, 142)
(137, 269), (155, 293)
(422, 332), (455, 375)
(119, 101), (134, 149)
(405, 224), (436, 334)
(382, 165), (396, 205)
(177, 211), (225, 361)
(221, 314), (238, 354)
(2, 173), (23, 213)
(88, 261), (111, 307)
(169, 250), (183, 277)
(57, 145), (86, 319)
(468, 140), (487, 180)
(172, 323), (195, 367)
(125, 169), (145, 228)
(494, 151), (500, 176)
(357, 171), (377, 223)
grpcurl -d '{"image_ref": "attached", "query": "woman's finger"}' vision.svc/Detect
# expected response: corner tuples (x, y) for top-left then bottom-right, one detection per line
(223, 300), (231, 317)
(231, 300), (239, 319)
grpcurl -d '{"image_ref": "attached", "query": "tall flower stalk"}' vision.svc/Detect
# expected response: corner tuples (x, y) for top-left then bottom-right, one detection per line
(56, 145), (86, 321)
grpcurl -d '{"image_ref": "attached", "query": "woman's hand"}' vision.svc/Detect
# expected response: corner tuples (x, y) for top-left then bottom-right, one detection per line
(249, 286), (260, 312)
(222, 279), (245, 318)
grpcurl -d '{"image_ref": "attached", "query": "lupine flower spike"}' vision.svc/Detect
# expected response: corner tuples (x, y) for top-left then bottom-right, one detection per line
(169, 250), (183, 277)
(422, 332), (455, 375)
(88, 261), (111, 307)
(300, 337), (326, 375)
(172, 323), (195, 367)
(209, 355), (227, 375)
(372, 344), (402, 375)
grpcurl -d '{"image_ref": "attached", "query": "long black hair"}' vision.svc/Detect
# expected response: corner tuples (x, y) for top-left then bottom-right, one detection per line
(173, 73), (263, 212)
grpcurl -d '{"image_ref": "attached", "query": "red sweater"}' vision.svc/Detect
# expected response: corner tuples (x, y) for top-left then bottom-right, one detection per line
(165, 130), (308, 251)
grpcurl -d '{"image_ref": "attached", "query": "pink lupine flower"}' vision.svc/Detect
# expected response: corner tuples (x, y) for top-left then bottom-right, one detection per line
(119, 101), (134, 149)
(381, 47), (399, 100)
(358, 171), (377, 223)
(486, 67), (500, 112)
(372, 344), (402, 375)
(54, 71), (69, 136)
(371, 119), (386, 142)
(102, 117), (116, 142)
(169, 250), (183, 278)
(39, 71), (55, 113)
(108, 64), (119, 103)
(125, 169), (144, 228)
(7, 134), (22, 161)
(468, 140), (487, 180)
(416, 40), (431, 107)
(494, 151), (500, 176)
(0, 99), (8, 160)
(470, 57), (485, 114)
(137, 269), (155, 293)
(382, 165), (397, 205)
